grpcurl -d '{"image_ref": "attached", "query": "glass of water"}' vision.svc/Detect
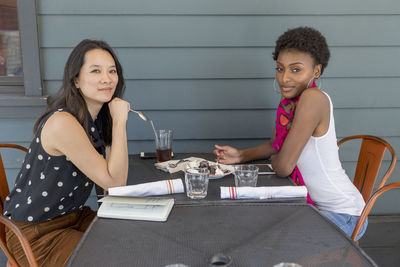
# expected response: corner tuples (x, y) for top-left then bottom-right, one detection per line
(184, 167), (209, 199)
(234, 165), (259, 187)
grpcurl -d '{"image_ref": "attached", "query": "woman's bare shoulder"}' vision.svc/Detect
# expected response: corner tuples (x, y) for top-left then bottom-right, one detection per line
(42, 111), (82, 135)
(299, 88), (329, 109)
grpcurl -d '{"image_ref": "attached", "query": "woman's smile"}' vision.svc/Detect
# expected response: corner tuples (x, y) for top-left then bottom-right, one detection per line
(281, 85), (295, 92)
(99, 87), (113, 92)
(275, 49), (321, 99)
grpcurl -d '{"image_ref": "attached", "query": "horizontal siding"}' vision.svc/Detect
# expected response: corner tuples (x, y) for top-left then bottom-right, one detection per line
(45, 77), (400, 109)
(370, 189), (400, 215)
(0, 106), (45, 118)
(38, 0), (400, 15)
(41, 47), (400, 80)
(1, 110), (399, 141)
(39, 15), (400, 47)
(127, 109), (400, 139)
(0, 119), (36, 142)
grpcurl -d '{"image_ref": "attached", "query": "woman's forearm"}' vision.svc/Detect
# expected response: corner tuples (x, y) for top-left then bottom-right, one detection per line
(107, 120), (129, 187)
(240, 140), (277, 163)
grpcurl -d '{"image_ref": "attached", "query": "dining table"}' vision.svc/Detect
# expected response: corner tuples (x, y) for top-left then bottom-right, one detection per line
(125, 153), (306, 204)
(67, 153), (377, 266)
(67, 202), (377, 266)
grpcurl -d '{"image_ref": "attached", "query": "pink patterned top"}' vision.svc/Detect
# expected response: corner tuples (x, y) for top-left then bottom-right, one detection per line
(271, 82), (317, 205)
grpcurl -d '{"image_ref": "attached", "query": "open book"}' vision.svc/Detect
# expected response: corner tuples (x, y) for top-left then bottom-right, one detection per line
(97, 196), (174, 222)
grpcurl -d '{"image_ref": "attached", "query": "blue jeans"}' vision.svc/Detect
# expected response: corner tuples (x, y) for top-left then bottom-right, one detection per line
(320, 210), (368, 241)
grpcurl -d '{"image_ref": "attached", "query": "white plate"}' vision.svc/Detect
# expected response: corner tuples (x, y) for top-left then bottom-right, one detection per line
(209, 163), (234, 179)
(183, 159), (234, 179)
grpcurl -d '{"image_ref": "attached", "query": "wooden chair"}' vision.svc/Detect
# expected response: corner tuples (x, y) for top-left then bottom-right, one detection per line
(0, 144), (38, 267)
(337, 135), (397, 241)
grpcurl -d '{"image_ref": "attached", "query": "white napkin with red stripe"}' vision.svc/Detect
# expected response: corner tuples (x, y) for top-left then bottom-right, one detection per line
(108, 179), (184, 197)
(220, 186), (307, 199)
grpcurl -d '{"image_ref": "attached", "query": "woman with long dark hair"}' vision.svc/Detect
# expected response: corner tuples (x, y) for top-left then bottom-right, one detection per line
(4, 39), (130, 266)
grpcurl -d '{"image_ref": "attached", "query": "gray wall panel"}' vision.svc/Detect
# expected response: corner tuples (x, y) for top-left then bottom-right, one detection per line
(38, 0), (400, 15)
(39, 15), (400, 47)
(126, 137), (400, 160)
(0, 119), (36, 142)
(124, 109), (400, 139)
(370, 190), (400, 215)
(45, 77), (400, 109)
(42, 47), (400, 80)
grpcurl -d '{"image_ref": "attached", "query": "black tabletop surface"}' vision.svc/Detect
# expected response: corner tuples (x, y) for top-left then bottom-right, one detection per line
(126, 153), (304, 204)
(67, 203), (377, 267)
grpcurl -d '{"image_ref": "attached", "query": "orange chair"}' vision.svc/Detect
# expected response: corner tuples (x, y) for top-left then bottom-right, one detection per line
(337, 135), (397, 241)
(352, 181), (400, 241)
(0, 144), (38, 267)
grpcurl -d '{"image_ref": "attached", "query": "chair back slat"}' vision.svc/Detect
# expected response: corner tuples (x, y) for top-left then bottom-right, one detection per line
(353, 139), (386, 202)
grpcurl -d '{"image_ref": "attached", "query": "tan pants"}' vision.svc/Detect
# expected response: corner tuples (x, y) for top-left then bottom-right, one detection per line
(6, 207), (96, 267)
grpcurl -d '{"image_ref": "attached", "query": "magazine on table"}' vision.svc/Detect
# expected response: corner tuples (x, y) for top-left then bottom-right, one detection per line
(97, 196), (174, 222)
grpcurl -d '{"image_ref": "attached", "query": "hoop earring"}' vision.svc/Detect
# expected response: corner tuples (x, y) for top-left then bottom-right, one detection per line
(307, 77), (322, 90)
(307, 77), (314, 89)
(315, 77), (322, 90)
(273, 78), (280, 93)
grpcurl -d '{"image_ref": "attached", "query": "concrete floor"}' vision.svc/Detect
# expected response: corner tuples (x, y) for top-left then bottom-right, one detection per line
(1, 216), (399, 266)
(359, 216), (400, 266)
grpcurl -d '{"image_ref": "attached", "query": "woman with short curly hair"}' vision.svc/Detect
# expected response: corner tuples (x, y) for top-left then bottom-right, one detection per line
(214, 27), (367, 240)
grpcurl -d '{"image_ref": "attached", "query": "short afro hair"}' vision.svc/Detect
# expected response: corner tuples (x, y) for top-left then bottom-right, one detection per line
(273, 27), (330, 75)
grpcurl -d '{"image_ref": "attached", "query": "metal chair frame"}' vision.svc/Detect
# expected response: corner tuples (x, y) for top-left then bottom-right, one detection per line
(337, 135), (397, 241)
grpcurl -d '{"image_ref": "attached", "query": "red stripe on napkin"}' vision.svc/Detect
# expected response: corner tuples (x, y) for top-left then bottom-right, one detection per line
(166, 180), (173, 194)
(229, 187), (237, 199)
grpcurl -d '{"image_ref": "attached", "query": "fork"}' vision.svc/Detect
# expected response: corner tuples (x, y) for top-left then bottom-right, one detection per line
(168, 159), (189, 168)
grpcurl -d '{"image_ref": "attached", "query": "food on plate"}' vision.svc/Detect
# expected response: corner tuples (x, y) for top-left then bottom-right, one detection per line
(199, 160), (230, 176)
(184, 159), (231, 177)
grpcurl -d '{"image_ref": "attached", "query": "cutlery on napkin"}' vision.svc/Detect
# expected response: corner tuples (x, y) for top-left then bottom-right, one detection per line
(108, 179), (184, 197)
(220, 186), (307, 199)
(154, 157), (210, 173)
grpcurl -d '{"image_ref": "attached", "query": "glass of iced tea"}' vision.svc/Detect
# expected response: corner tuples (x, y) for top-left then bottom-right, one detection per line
(155, 130), (173, 162)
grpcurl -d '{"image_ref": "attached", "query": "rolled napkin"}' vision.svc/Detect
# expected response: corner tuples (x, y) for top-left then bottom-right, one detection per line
(220, 186), (307, 199)
(154, 157), (206, 173)
(109, 179), (184, 197)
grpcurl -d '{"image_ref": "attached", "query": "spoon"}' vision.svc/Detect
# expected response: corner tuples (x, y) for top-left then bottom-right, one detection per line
(168, 159), (189, 168)
(129, 109), (149, 121)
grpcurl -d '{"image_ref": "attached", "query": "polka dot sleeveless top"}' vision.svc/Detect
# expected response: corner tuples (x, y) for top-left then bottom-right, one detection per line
(3, 109), (105, 223)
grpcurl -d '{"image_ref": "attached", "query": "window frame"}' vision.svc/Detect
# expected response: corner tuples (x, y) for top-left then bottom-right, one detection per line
(0, 0), (47, 118)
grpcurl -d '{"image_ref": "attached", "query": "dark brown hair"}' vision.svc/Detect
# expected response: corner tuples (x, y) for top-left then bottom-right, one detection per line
(34, 39), (125, 145)
(273, 27), (330, 75)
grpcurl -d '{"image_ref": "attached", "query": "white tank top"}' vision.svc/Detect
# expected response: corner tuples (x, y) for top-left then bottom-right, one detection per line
(297, 92), (365, 216)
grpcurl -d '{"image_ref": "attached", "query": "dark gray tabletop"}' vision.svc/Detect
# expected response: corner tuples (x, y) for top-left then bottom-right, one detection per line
(67, 203), (377, 267)
(127, 153), (304, 204)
